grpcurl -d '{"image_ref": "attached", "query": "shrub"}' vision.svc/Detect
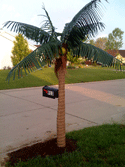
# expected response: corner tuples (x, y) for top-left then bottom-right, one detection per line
(3, 66), (6, 70)
(7, 66), (11, 70)
(78, 65), (83, 68)
(93, 61), (97, 66)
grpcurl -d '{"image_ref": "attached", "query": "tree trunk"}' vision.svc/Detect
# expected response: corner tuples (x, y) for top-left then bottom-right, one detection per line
(57, 65), (66, 147)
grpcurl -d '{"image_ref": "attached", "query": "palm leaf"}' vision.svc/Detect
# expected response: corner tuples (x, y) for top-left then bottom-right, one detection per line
(72, 42), (121, 66)
(66, 22), (105, 48)
(6, 39), (61, 82)
(61, 0), (108, 45)
(3, 21), (51, 44)
(3, 6), (59, 44)
(40, 6), (56, 37)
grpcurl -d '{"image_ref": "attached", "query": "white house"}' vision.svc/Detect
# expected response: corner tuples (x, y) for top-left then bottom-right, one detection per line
(0, 29), (37, 69)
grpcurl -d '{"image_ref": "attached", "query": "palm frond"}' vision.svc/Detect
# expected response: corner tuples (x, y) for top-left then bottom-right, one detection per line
(6, 39), (61, 82)
(3, 21), (50, 44)
(3, 6), (59, 44)
(61, 0), (108, 45)
(66, 22), (105, 48)
(40, 6), (56, 37)
(73, 42), (121, 67)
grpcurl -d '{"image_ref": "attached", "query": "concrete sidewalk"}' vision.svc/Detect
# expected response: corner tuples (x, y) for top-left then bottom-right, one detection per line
(0, 79), (125, 164)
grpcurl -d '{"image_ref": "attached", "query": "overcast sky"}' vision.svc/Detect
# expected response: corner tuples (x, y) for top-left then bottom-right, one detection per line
(0, 0), (125, 49)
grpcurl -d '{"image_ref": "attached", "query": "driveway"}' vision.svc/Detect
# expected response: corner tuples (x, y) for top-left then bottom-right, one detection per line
(0, 79), (125, 164)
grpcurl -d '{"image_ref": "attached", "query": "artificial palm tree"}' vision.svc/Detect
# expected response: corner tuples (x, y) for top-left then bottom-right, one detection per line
(3, 0), (119, 148)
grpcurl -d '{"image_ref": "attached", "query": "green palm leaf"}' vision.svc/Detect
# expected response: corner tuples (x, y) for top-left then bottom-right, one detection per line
(40, 6), (56, 36)
(72, 42), (120, 67)
(3, 6), (59, 44)
(6, 38), (61, 82)
(3, 21), (51, 44)
(61, 0), (108, 45)
(80, 42), (114, 66)
(66, 22), (105, 48)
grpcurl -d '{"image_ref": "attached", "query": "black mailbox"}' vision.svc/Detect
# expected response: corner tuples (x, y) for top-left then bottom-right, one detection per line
(43, 85), (58, 99)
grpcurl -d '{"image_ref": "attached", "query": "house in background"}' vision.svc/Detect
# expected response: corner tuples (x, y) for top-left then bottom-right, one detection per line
(107, 50), (125, 64)
(0, 29), (37, 69)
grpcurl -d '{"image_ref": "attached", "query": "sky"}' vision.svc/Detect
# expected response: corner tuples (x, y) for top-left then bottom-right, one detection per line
(0, 0), (125, 49)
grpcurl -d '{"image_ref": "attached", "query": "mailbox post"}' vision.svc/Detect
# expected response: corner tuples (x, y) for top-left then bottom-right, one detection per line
(43, 85), (58, 99)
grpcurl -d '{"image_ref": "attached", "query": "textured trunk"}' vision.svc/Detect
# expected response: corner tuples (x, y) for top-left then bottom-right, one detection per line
(57, 65), (66, 147)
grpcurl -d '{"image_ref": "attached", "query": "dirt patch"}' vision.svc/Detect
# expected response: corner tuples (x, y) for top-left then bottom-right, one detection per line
(7, 138), (77, 166)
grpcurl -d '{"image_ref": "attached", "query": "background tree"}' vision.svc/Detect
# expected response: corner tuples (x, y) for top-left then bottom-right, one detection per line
(67, 51), (79, 64)
(87, 37), (107, 50)
(3, 0), (119, 148)
(105, 28), (124, 50)
(95, 37), (108, 50)
(11, 34), (31, 66)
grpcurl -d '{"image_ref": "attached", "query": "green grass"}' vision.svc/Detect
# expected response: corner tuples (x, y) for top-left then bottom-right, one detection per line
(0, 66), (125, 90)
(6, 124), (125, 167)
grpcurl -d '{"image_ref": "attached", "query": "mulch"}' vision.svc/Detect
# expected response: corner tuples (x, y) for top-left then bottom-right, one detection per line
(7, 138), (77, 166)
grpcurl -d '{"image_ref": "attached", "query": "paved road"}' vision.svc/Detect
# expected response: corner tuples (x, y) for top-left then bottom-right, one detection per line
(0, 79), (125, 164)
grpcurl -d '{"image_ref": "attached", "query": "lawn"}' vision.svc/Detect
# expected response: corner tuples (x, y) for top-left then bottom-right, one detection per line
(6, 124), (125, 167)
(0, 66), (125, 90)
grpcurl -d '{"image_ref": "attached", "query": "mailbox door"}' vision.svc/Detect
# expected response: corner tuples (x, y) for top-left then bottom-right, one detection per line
(43, 86), (58, 99)
(43, 87), (56, 99)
